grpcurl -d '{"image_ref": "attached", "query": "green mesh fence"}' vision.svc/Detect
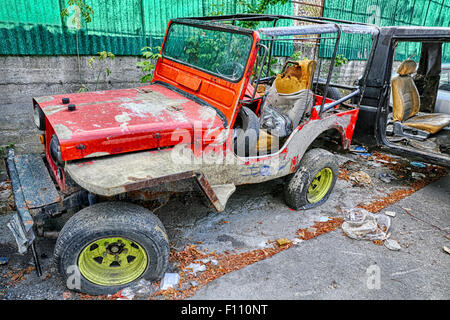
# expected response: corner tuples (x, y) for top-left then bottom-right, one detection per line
(321, 0), (450, 62)
(0, 0), (293, 56)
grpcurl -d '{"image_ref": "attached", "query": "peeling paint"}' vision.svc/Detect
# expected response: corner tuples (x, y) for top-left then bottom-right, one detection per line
(83, 152), (111, 159)
(53, 123), (73, 140)
(34, 96), (54, 103)
(42, 104), (67, 116)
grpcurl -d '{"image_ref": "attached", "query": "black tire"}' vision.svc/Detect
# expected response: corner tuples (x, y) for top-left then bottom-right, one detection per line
(234, 106), (260, 157)
(54, 202), (169, 295)
(313, 78), (342, 100)
(284, 148), (339, 210)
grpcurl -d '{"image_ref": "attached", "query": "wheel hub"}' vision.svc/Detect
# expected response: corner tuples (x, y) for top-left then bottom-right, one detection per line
(78, 237), (148, 286)
(307, 168), (334, 204)
(106, 242), (125, 255)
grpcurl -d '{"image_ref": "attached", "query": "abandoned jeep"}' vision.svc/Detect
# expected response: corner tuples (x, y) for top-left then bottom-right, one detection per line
(5, 14), (379, 295)
(353, 26), (450, 166)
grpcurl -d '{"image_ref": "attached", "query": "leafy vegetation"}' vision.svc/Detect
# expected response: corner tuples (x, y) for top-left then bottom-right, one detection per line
(237, 0), (289, 29)
(136, 46), (162, 83)
(87, 51), (115, 91)
(60, 0), (94, 24)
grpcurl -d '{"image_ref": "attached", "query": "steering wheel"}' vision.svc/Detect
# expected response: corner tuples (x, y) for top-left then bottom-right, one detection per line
(216, 61), (244, 80)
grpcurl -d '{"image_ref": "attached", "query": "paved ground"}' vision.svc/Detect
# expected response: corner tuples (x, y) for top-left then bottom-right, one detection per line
(0, 148), (449, 300)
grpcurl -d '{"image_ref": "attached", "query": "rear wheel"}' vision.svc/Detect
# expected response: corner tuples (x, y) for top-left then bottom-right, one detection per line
(284, 148), (339, 210)
(54, 202), (169, 295)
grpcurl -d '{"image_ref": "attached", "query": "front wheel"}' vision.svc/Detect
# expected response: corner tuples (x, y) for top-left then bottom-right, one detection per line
(54, 202), (169, 295)
(284, 148), (339, 210)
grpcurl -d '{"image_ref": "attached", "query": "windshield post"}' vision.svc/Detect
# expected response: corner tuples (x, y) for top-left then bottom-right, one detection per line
(252, 43), (269, 101)
(318, 25), (341, 117)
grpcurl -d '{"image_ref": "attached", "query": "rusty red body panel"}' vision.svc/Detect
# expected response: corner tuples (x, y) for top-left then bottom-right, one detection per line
(36, 84), (225, 163)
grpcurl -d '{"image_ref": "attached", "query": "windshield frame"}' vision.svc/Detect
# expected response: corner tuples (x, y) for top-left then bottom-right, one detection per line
(161, 19), (255, 83)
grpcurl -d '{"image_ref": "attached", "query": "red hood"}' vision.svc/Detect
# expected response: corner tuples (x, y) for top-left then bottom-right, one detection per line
(35, 84), (226, 161)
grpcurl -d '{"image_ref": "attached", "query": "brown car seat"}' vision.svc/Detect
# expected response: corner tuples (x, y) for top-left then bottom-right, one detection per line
(274, 59), (317, 94)
(391, 59), (450, 138)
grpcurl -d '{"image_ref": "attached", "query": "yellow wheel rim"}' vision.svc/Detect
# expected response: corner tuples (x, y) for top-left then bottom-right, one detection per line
(78, 237), (148, 286)
(307, 168), (334, 204)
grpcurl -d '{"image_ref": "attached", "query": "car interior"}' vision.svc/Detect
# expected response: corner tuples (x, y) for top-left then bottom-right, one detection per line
(386, 41), (450, 156)
(234, 58), (330, 157)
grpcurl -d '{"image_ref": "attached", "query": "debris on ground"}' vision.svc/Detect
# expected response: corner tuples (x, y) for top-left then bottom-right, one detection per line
(411, 172), (426, 180)
(410, 161), (426, 168)
(0, 181), (14, 213)
(349, 145), (372, 157)
(384, 211), (396, 218)
(113, 278), (158, 300)
(116, 287), (135, 300)
(276, 238), (292, 247)
(160, 272), (181, 290)
(0, 257), (9, 265)
(378, 172), (396, 183)
(384, 239), (401, 251)
(349, 170), (372, 185)
(1, 266), (35, 287)
(443, 246), (450, 255)
(296, 217), (344, 240)
(341, 208), (391, 242)
(185, 263), (206, 275)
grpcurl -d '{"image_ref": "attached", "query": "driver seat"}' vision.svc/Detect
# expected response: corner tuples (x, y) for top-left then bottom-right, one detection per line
(391, 59), (450, 139)
(263, 59), (316, 129)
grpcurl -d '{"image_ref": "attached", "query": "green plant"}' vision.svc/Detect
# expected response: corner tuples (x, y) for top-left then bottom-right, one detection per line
(88, 51), (115, 91)
(60, 1), (95, 93)
(136, 46), (162, 83)
(210, 3), (225, 16)
(334, 54), (348, 67)
(0, 143), (15, 157)
(60, 0), (94, 24)
(254, 56), (279, 78)
(237, 0), (289, 29)
(291, 50), (305, 61)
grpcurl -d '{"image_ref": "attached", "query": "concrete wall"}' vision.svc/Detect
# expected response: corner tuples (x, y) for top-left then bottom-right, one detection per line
(0, 55), (145, 153)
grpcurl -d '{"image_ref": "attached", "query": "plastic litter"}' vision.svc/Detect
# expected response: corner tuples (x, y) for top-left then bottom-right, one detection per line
(342, 208), (390, 241)
(117, 287), (135, 300)
(199, 258), (218, 266)
(349, 171), (372, 185)
(123, 278), (158, 298)
(276, 238), (292, 247)
(384, 239), (401, 251)
(443, 246), (450, 255)
(384, 211), (396, 217)
(0, 257), (9, 265)
(160, 272), (180, 290)
(358, 152), (373, 157)
(350, 146), (366, 152)
(411, 172), (426, 180)
(410, 161), (426, 168)
(379, 172), (396, 183)
(185, 263), (206, 275)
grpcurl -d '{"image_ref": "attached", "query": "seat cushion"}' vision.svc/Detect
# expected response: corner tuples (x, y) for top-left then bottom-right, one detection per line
(391, 75), (420, 122)
(274, 59), (317, 94)
(403, 113), (450, 134)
